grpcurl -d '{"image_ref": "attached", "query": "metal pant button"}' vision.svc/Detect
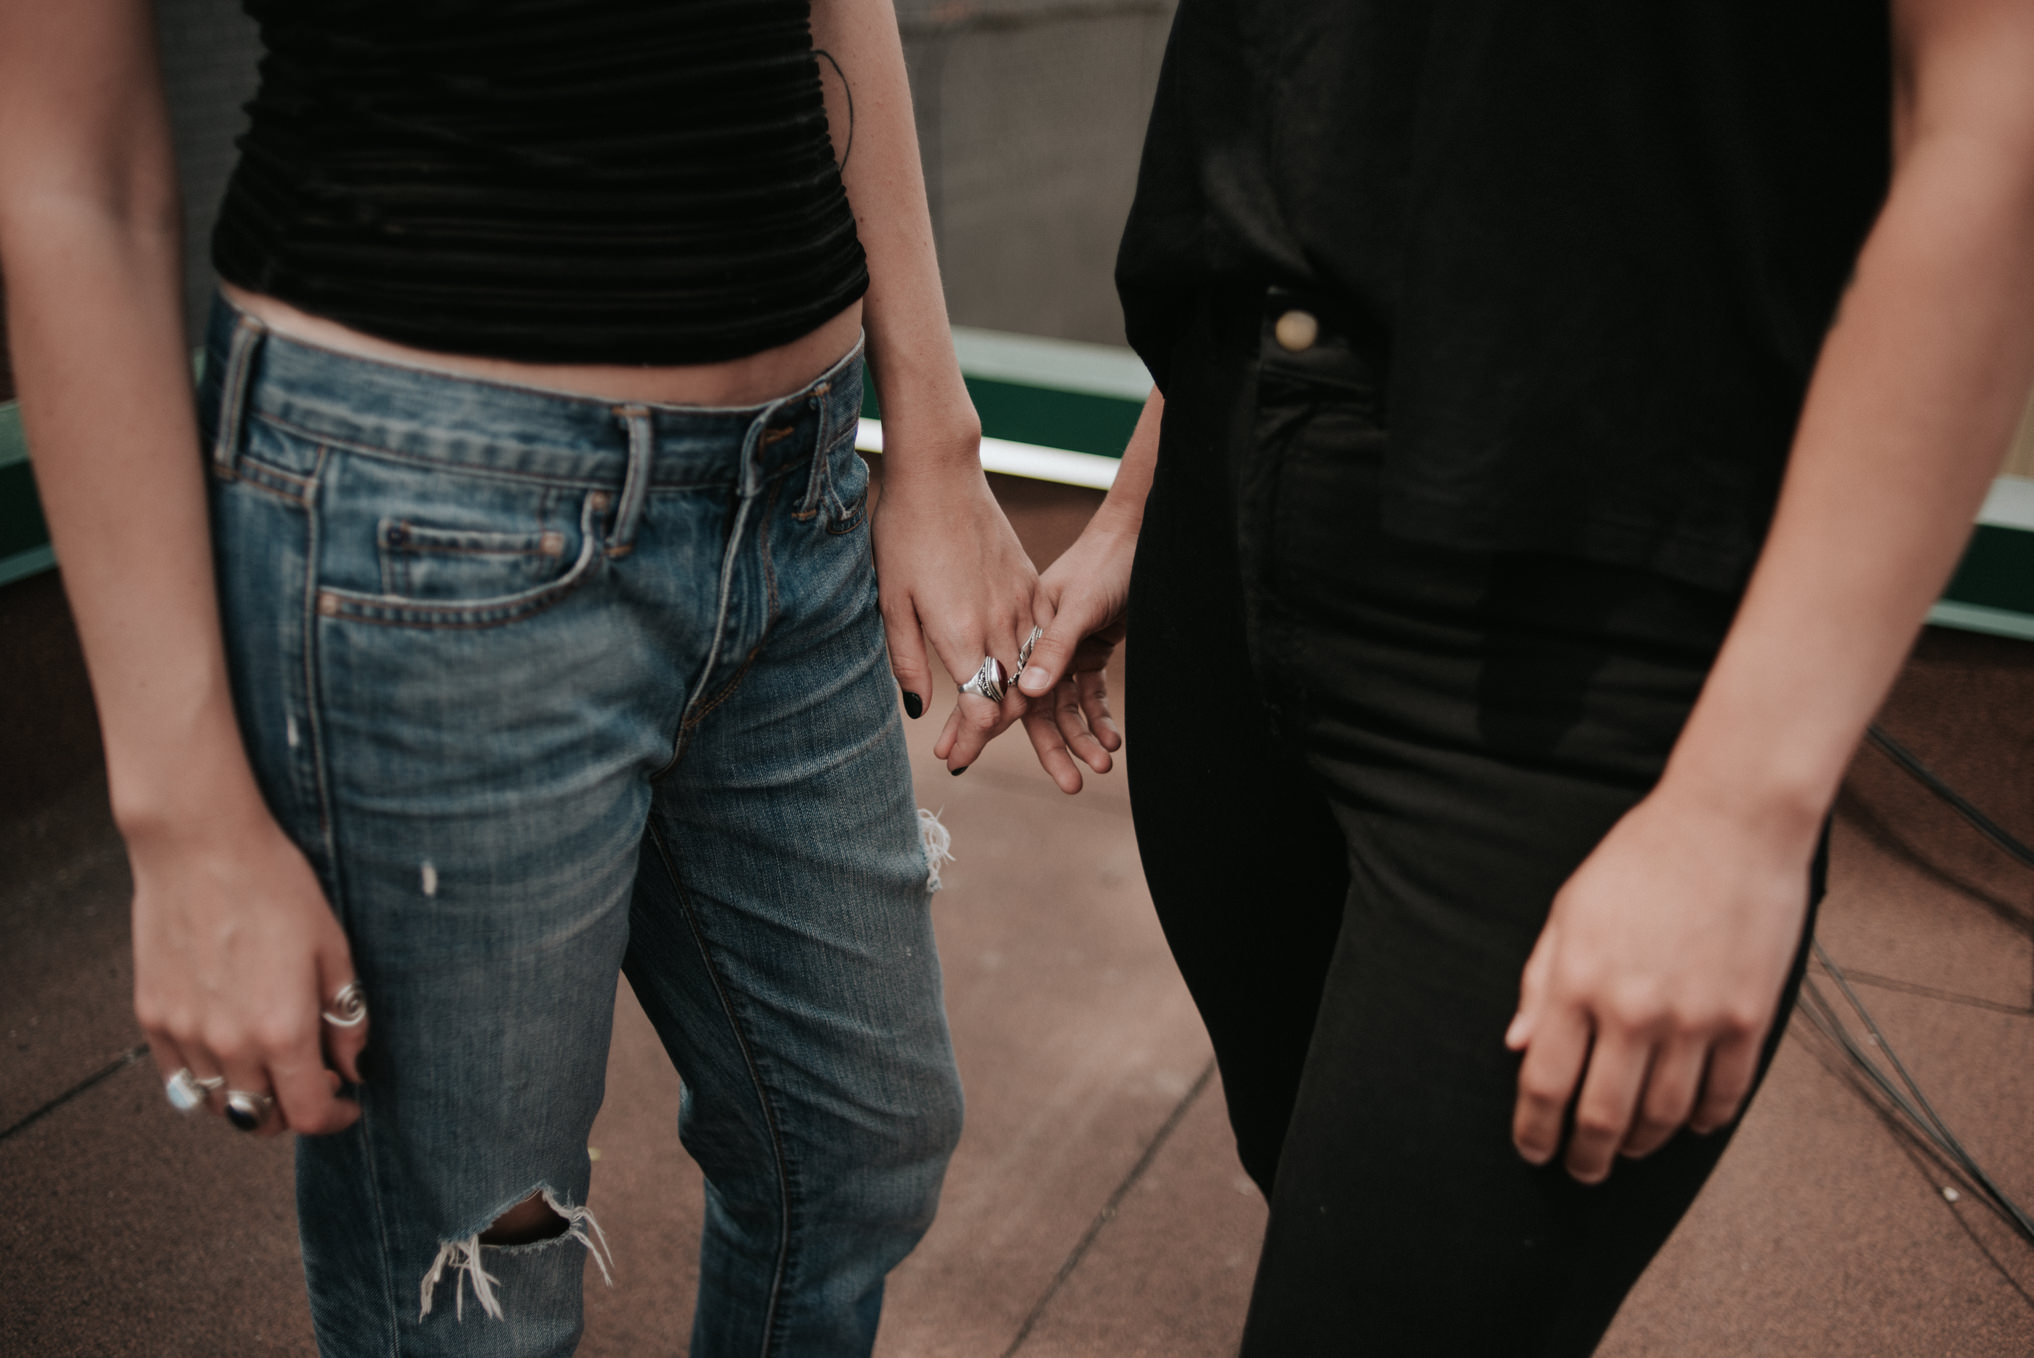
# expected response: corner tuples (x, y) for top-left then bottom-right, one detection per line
(1274, 309), (1319, 353)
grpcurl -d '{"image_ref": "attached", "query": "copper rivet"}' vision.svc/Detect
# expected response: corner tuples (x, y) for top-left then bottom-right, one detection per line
(589, 491), (611, 511)
(539, 531), (566, 557)
(1274, 309), (1319, 353)
(317, 592), (339, 617)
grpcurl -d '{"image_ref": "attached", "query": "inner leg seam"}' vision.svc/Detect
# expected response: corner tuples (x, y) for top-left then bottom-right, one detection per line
(647, 819), (795, 1355)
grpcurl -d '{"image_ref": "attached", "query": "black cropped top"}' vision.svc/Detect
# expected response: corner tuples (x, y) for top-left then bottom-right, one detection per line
(212, 0), (868, 364)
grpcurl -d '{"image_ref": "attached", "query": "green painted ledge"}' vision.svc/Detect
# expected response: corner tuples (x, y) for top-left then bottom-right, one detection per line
(859, 326), (1147, 489)
(1931, 476), (2034, 641)
(4, 334), (2032, 645)
(0, 401), (54, 587)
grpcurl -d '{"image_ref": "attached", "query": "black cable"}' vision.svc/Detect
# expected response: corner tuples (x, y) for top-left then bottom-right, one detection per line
(1865, 724), (2034, 870)
(1791, 723), (2034, 1251)
(1803, 947), (2034, 1245)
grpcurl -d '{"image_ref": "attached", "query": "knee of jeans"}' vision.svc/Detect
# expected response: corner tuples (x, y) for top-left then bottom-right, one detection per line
(895, 1067), (965, 1189)
(928, 1073), (965, 1166)
(418, 1185), (616, 1323)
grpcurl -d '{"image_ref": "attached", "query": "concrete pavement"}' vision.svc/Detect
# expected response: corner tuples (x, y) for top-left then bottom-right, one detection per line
(3, 474), (2031, 1355)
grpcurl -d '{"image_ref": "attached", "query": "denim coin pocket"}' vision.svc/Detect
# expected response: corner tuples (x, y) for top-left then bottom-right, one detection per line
(377, 513), (577, 600)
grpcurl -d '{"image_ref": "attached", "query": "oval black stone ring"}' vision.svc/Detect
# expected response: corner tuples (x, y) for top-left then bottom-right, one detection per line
(959, 655), (1006, 705)
(223, 1089), (274, 1132)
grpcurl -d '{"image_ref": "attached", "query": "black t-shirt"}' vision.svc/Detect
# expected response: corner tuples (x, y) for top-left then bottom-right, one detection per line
(1116, 1), (1891, 591)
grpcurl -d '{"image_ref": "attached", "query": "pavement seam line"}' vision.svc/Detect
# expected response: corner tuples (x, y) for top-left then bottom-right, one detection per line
(1001, 1056), (1219, 1358)
(0, 1044), (147, 1144)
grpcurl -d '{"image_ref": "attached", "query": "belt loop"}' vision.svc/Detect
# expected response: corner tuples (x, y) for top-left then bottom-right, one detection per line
(609, 406), (654, 556)
(210, 311), (269, 480)
(738, 390), (799, 503)
(798, 381), (833, 516)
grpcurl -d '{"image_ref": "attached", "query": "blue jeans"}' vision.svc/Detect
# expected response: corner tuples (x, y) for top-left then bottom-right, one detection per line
(198, 296), (963, 1357)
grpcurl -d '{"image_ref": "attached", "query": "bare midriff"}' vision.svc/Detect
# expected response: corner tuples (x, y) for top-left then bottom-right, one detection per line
(219, 283), (865, 408)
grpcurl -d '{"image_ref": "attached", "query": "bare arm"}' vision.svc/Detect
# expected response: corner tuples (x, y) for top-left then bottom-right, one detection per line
(1508, 0), (2034, 1182)
(0, 0), (363, 1133)
(809, 0), (1041, 770)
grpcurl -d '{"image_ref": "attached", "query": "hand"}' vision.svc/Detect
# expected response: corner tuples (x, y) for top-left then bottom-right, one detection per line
(872, 448), (1040, 774)
(1504, 780), (1815, 1183)
(1011, 515), (1133, 792)
(129, 799), (367, 1138)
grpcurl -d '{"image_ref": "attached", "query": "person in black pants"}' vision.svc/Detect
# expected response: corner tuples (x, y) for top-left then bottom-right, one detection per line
(1007, 1), (2034, 1352)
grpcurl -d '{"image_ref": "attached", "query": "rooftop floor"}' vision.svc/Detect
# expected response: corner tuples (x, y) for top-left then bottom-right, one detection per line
(3, 474), (2031, 1355)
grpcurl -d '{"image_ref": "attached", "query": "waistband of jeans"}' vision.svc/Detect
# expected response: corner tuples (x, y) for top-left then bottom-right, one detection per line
(200, 291), (866, 489)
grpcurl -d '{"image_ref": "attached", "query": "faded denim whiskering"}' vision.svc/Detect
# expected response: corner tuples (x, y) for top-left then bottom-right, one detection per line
(199, 295), (963, 1358)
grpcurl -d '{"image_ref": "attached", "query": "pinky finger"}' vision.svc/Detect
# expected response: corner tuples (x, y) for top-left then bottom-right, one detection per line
(933, 703), (964, 764)
(1689, 1033), (1760, 1134)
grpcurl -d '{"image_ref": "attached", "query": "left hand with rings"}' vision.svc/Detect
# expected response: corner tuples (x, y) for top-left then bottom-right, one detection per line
(131, 792), (372, 1139)
(870, 411), (1040, 776)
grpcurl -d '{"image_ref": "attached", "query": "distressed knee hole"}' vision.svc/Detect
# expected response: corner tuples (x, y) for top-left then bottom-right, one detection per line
(918, 807), (953, 894)
(479, 1192), (568, 1246)
(419, 1187), (615, 1322)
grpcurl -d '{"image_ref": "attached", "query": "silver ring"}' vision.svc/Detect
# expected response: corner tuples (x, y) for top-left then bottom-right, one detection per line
(165, 1069), (225, 1115)
(1015, 626), (1043, 678)
(959, 655), (1006, 705)
(321, 981), (368, 1028)
(165, 1069), (207, 1114)
(224, 1089), (274, 1133)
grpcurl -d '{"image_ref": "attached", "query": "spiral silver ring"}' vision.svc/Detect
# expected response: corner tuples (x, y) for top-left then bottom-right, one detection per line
(1015, 626), (1043, 680)
(959, 655), (1006, 705)
(321, 981), (368, 1029)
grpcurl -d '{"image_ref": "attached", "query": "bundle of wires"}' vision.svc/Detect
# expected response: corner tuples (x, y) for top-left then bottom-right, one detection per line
(1791, 725), (2034, 1249)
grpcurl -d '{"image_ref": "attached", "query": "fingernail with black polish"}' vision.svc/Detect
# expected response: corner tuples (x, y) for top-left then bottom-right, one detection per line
(902, 689), (923, 720)
(951, 765), (968, 777)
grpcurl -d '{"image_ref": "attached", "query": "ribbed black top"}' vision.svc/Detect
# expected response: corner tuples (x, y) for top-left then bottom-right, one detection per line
(213, 0), (868, 364)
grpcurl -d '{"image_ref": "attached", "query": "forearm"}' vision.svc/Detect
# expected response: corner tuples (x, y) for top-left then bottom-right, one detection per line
(4, 209), (265, 835)
(809, 0), (977, 470)
(1664, 123), (2034, 842)
(1093, 387), (1162, 536)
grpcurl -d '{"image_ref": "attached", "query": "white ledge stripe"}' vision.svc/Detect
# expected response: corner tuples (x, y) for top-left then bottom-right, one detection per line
(856, 419), (1118, 490)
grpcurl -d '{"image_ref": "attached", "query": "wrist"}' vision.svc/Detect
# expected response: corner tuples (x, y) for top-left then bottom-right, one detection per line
(1089, 491), (1146, 542)
(868, 337), (980, 472)
(108, 709), (271, 846)
(875, 403), (982, 473)
(1652, 747), (1828, 863)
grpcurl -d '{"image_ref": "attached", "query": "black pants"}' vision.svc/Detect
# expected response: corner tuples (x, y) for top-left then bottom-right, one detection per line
(1124, 289), (1821, 1356)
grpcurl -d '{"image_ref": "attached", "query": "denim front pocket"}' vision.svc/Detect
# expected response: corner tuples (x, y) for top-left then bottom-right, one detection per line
(314, 450), (606, 629)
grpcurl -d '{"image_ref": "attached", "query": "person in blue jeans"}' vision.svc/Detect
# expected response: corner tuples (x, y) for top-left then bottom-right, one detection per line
(1, 2), (1039, 1354)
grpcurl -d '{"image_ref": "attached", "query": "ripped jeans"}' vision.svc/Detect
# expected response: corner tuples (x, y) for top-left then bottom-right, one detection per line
(198, 296), (964, 1357)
